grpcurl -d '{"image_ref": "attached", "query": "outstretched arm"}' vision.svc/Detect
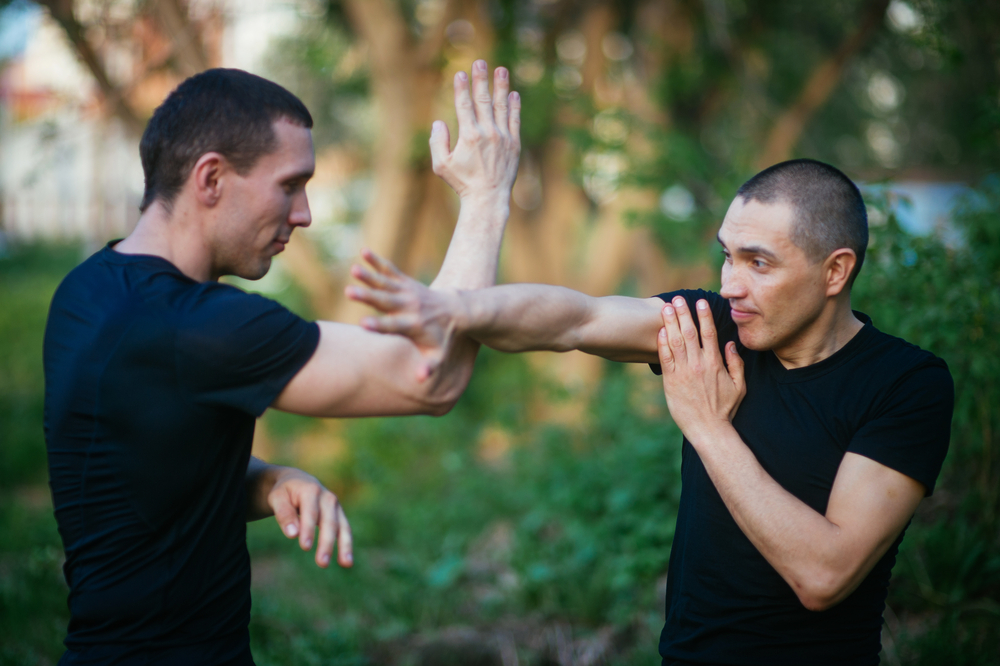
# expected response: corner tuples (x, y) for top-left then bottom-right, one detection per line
(655, 295), (925, 611)
(346, 253), (667, 363)
(273, 60), (520, 418)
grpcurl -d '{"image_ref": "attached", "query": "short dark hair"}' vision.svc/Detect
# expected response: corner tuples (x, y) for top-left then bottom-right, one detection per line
(736, 159), (868, 286)
(139, 68), (313, 212)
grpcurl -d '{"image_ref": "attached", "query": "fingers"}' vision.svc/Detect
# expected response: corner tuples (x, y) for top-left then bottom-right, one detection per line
(314, 490), (338, 568)
(725, 341), (745, 389)
(350, 263), (400, 292)
(360, 248), (403, 278)
(492, 67), (510, 133)
(453, 69), (476, 135)
(429, 120), (452, 175)
(508, 91), (521, 142)
(470, 59), (494, 128)
(695, 299), (720, 363)
(358, 313), (420, 335)
(297, 488), (318, 552)
(657, 326), (673, 371)
(345, 285), (408, 313)
(672, 296), (700, 359)
(336, 504), (353, 568)
(661, 302), (687, 364)
(270, 489), (300, 541)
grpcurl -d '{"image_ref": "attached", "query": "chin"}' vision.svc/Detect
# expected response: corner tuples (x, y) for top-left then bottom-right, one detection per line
(736, 327), (772, 352)
(236, 260), (271, 281)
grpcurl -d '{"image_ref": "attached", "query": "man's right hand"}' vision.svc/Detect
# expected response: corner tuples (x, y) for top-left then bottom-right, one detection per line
(432, 59), (521, 205)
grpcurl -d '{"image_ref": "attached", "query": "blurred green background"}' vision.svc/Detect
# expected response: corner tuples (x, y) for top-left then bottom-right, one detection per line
(1, 0), (999, 664)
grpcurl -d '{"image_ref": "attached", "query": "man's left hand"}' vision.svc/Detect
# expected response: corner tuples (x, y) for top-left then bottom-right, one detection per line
(657, 296), (746, 442)
(267, 466), (352, 569)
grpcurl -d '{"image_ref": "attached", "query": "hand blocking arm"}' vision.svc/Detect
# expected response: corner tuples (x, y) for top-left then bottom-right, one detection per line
(273, 60), (519, 418)
(346, 252), (667, 363)
(656, 295), (925, 611)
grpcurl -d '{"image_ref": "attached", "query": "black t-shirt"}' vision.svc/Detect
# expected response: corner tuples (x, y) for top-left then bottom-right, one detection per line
(651, 290), (953, 666)
(43, 244), (320, 664)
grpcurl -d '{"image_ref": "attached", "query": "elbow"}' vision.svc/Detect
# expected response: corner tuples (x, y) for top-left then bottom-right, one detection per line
(793, 569), (852, 612)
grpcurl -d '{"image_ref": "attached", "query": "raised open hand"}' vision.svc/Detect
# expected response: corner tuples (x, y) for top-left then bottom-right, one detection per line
(657, 296), (746, 442)
(345, 248), (465, 381)
(431, 59), (521, 202)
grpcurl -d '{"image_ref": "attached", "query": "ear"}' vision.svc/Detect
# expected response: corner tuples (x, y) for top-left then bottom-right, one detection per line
(189, 152), (228, 208)
(824, 248), (857, 297)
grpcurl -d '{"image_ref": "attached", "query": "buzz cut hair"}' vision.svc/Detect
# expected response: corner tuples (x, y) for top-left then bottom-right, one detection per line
(139, 68), (313, 213)
(736, 159), (869, 286)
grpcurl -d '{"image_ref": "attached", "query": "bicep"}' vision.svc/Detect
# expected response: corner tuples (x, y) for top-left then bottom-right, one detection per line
(272, 321), (434, 418)
(825, 452), (925, 585)
(573, 296), (666, 363)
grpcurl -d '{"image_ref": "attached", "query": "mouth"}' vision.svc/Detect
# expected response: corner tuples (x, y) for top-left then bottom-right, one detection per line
(271, 237), (290, 253)
(730, 305), (758, 323)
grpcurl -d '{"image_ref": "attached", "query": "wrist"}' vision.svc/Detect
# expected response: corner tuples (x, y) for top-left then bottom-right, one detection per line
(685, 419), (738, 451)
(458, 189), (511, 216)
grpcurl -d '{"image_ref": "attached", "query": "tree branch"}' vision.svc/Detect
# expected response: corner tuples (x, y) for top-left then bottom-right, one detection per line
(37, 0), (145, 135)
(755, 0), (890, 169)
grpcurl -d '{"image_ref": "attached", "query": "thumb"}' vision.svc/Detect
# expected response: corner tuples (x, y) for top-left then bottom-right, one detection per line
(725, 342), (745, 387)
(429, 120), (452, 177)
(270, 489), (300, 539)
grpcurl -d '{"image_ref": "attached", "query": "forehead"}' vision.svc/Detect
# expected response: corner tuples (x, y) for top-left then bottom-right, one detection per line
(250, 119), (315, 177)
(718, 196), (798, 253)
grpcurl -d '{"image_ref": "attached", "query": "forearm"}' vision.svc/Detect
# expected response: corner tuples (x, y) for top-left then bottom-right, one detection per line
(431, 194), (510, 291)
(690, 425), (859, 610)
(245, 456), (282, 521)
(454, 284), (594, 352)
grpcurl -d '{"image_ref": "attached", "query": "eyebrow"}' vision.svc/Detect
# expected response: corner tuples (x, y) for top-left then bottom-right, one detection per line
(283, 169), (315, 184)
(716, 234), (779, 261)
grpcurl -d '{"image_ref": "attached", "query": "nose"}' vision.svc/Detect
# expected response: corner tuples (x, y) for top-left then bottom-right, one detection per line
(289, 189), (311, 228)
(719, 261), (747, 300)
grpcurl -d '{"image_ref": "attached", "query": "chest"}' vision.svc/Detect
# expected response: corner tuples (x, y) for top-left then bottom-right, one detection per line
(729, 353), (877, 514)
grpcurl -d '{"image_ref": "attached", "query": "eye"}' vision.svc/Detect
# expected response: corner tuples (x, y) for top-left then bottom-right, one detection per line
(721, 250), (732, 264)
(751, 258), (767, 269)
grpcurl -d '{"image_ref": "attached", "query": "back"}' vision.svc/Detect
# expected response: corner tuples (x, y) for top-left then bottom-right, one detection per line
(43, 245), (318, 660)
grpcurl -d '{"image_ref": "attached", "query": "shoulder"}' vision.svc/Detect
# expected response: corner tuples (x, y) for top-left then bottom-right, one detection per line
(861, 323), (953, 391)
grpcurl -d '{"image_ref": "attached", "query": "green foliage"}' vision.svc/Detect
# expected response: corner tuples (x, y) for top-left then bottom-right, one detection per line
(0, 494), (69, 665)
(855, 179), (1000, 664)
(0, 242), (84, 486)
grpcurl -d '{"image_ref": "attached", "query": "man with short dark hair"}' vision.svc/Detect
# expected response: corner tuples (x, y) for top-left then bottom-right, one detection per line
(44, 63), (521, 664)
(350, 158), (954, 665)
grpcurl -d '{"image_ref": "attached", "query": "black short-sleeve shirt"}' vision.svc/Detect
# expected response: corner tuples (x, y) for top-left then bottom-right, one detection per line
(43, 244), (320, 664)
(651, 290), (953, 665)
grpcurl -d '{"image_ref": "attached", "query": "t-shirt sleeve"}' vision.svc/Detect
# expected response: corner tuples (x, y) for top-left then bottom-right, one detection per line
(175, 284), (321, 416)
(648, 289), (733, 376)
(847, 359), (954, 495)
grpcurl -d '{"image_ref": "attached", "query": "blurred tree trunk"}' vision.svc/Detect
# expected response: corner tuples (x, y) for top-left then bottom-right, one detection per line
(37, 0), (217, 136)
(327, 0), (461, 322)
(756, 0), (891, 168)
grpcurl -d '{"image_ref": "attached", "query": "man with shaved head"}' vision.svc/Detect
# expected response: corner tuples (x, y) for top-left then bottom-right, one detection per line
(351, 158), (954, 665)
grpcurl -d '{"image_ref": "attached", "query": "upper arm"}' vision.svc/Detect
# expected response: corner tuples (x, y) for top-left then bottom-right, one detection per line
(570, 295), (666, 363)
(272, 321), (464, 418)
(821, 452), (925, 603)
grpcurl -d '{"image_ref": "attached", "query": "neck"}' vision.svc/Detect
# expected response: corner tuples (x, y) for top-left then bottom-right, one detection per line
(773, 297), (864, 370)
(113, 199), (215, 282)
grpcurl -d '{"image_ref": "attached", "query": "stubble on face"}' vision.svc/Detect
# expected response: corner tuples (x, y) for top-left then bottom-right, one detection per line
(210, 120), (315, 281)
(718, 197), (829, 355)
